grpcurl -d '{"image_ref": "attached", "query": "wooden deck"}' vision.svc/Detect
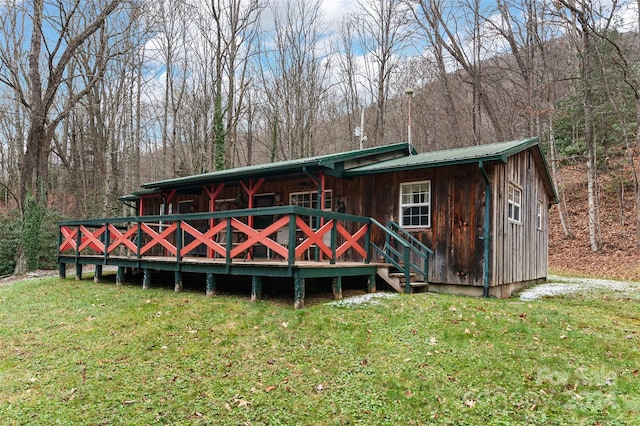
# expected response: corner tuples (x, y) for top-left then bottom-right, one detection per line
(58, 254), (385, 309)
(57, 206), (429, 308)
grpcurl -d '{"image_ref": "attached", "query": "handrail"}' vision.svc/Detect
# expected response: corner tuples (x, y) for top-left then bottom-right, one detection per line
(370, 218), (412, 294)
(387, 221), (432, 285)
(387, 221), (434, 255)
(58, 206), (372, 267)
(369, 218), (432, 293)
(58, 207), (434, 295)
(57, 206), (370, 227)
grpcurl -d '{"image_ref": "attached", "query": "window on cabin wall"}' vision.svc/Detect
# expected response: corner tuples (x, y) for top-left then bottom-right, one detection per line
(289, 190), (333, 227)
(399, 181), (431, 228)
(537, 200), (543, 230)
(508, 183), (522, 223)
(215, 198), (237, 211)
(178, 200), (194, 214)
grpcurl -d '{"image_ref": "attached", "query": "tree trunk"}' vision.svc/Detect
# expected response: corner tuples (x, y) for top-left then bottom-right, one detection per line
(549, 117), (572, 238)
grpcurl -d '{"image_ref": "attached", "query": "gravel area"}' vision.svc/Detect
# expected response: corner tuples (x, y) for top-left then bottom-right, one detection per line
(519, 275), (640, 301)
(327, 292), (398, 307)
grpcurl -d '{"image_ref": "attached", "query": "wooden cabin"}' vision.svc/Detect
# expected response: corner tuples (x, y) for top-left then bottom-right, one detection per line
(58, 137), (557, 307)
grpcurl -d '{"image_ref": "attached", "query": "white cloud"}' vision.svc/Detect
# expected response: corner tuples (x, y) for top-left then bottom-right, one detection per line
(320, 0), (358, 28)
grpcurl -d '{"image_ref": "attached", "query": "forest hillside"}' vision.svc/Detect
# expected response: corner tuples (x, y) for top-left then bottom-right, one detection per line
(549, 164), (640, 280)
(2, 0), (640, 276)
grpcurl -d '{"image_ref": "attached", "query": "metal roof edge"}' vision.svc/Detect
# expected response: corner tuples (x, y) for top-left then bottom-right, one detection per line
(529, 140), (559, 204)
(342, 137), (558, 203)
(504, 137), (558, 204)
(118, 189), (161, 202)
(141, 142), (412, 189)
(344, 138), (538, 177)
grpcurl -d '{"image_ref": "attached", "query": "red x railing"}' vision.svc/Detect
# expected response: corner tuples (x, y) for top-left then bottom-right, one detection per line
(58, 206), (373, 266)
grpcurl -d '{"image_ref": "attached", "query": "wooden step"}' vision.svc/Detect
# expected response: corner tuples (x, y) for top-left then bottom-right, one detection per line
(377, 267), (428, 294)
(400, 281), (428, 293)
(389, 272), (416, 278)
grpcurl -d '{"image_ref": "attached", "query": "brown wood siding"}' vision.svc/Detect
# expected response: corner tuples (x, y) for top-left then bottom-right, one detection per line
(491, 149), (550, 287)
(347, 165), (485, 287)
(135, 148), (551, 288)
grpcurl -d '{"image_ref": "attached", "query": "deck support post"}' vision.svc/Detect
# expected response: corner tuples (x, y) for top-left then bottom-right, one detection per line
(206, 273), (216, 296)
(332, 276), (342, 300)
(367, 273), (376, 293)
(75, 264), (82, 281)
(294, 272), (305, 309)
(94, 265), (103, 283)
(143, 269), (151, 290)
(174, 271), (183, 292)
(251, 276), (262, 302)
(58, 263), (66, 279)
(116, 266), (125, 285)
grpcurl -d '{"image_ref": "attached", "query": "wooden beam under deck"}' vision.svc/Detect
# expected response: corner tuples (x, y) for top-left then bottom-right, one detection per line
(58, 255), (385, 309)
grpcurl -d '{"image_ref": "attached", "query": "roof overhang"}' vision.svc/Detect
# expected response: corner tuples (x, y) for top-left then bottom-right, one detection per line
(140, 142), (415, 191)
(344, 137), (558, 204)
(118, 188), (161, 202)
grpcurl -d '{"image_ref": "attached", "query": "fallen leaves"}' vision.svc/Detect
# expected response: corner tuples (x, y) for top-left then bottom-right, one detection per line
(228, 394), (251, 409)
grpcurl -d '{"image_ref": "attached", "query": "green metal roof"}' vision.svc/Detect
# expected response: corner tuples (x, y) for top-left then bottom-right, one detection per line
(343, 138), (540, 175)
(345, 137), (558, 203)
(125, 137), (556, 204)
(141, 142), (414, 190)
(118, 188), (160, 202)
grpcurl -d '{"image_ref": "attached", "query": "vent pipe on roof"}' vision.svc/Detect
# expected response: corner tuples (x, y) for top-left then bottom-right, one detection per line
(406, 88), (414, 155)
(354, 105), (367, 150)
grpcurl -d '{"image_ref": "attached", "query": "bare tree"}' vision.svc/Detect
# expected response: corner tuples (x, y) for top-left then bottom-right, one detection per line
(555, 0), (602, 252)
(411, 0), (505, 144)
(353, 0), (413, 146)
(408, 1), (462, 146)
(587, 0), (640, 246)
(148, 0), (190, 179)
(18, 0), (125, 211)
(0, 4), (28, 209)
(259, 0), (329, 160)
(330, 16), (366, 152)
(198, 0), (264, 170)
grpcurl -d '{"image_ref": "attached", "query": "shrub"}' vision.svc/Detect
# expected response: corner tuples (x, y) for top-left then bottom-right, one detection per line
(0, 211), (20, 276)
(22, 197), (63, 271)
(0, 199), (64, 275)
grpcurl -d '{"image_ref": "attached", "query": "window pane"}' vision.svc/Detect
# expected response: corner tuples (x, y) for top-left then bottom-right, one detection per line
(400, 181), (430, 227)
(402, 208), (411, 224)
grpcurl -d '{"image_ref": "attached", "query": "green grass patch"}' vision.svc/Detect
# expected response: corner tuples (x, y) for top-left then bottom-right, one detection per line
(1, 276), (639, 425)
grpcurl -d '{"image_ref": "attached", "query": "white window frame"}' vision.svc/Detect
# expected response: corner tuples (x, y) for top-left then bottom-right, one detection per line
(214, 198), (237, 211)
(289, 190), (333, 228)
(178, 199), (194, 214)
(537, 200), (543, 230)
(289, 190), (332, 210)
(508, 183), (522, 223)
(399, 181), (431, 228)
